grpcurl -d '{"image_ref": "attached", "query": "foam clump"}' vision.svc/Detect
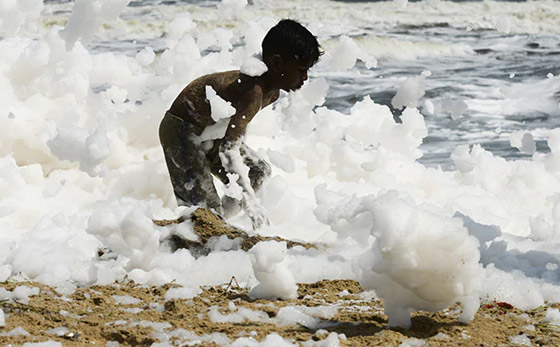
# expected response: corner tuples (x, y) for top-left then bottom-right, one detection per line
(112, 294), (142, 305)
(451, 145), (476, 172)
(206, 86), (237, 122)
(1, 327), (30, 337)
(441, 98), (468, 120)
(400, 338), (426, 347)
(510, 132), (537, 155)
(198, 28), (234, 52)
(391, 76), (426, 110)
(231, 333), (297, 347)
(8, 214), (100, 292)
(165, 286), (202, 301)
(394, 0), (409, 9)
(0, 309), (4, 327)
(223, 173), (244, 200)
(248, 241), (298, 300)
(267, 149), (295, 173)
(208, 305), (268, 323)
(136, 47), (156, 66)
(325, 35), (377, 70)
(218, 0), (248, 18)
(240, 20), (271, 56)
(545, 308), (560, 325)
(509, 334), (531, 346)
(168, 12), (197, 40)
(496, 15), (512, 34)
(316, 189), (482, 328)
(47, 125), (111, 177)
(240, 54), (268, 77)
(350, 100), (427, 160)
(61, 0), (132, 47)
(301, 331), (344, 347)
(0, 286), (40, 305)
(529, 214), (554, 241)
(87, 203), (161, 273)
(275, 305), (338, 329)
(0, 0), (43, 35)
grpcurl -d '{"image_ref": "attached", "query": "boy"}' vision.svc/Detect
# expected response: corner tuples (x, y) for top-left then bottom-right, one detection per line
(159, 19), (321, 229)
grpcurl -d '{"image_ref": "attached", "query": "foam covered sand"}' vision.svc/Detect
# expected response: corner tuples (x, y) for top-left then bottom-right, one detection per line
(2, 0), (560, 344)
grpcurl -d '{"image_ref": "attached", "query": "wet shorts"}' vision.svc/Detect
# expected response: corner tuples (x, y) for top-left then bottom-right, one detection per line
(159, 112), (271, 211)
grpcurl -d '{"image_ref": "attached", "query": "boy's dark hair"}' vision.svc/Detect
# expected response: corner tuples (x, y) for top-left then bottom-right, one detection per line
(262, 19), (321, 67)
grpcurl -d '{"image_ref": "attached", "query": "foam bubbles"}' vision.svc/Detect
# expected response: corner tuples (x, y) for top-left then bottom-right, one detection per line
(510, 132), (537, 155)
(496, 15), (512, 34)
(316, 189), (482, 328)
(61, 0), (131, 48)
(324, 35), (377, 71)
(267, 150), (295, 173)
(206, 86), (237, 122)
(240, 54), (268, 77)
(47, 125), (111, 177)
(249, 241), (298, 300)
(218, 0), (248, 18)
(0, 0), (43, 36)
(168, 12), (197, 40)
(136, 47), (155, 66)
(441, 98), (468, 120)
(391, 76), (425, 110)
(394, 0), (408, 10)
(545, 308), (560, 325)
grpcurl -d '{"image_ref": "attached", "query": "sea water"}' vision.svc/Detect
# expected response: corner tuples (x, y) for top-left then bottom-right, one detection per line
(1, 0), (560, 331)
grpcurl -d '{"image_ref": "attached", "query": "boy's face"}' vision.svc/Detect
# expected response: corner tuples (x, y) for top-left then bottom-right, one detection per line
(279, 58), (311, 92)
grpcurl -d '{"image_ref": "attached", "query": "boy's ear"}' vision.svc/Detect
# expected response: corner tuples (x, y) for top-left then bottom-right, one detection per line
(270, 54), (283, 72)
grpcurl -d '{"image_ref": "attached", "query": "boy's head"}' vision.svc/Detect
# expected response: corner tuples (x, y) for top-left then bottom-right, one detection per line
(261, 19), (321, 91)
(262, 19), (321, 69)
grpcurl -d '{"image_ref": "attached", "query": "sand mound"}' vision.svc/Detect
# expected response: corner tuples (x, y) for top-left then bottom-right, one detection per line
(154, 208), (315, 253)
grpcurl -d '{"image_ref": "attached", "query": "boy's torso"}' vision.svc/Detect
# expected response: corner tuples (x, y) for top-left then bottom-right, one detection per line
(168, 71), (238, 129)
(168, 70), (279, 135)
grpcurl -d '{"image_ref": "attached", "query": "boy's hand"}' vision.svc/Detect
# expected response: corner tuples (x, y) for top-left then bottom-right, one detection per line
(245, 203), (269, 230)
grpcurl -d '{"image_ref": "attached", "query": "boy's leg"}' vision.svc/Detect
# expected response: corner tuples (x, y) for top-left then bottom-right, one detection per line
(159, 113), (222, 212)
(239, 143), (271, 192)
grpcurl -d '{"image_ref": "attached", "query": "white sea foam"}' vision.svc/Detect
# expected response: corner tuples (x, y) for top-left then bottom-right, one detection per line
(0, 0), (560, 339)
(249, 241), (298, 300)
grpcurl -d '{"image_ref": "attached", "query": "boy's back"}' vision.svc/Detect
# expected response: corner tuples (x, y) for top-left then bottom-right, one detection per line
(168, 71), (278, 138)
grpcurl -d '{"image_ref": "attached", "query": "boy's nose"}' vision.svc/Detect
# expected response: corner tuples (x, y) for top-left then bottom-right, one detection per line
(303, 71), (308, 81)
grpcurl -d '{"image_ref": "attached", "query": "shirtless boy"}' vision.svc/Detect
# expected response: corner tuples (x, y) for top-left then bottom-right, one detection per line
(159, 19), (321, 229)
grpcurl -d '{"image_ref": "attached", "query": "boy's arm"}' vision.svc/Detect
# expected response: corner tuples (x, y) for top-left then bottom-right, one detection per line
(218, 89), (268, 229)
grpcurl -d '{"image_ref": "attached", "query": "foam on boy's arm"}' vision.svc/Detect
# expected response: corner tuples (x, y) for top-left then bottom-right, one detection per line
(218, 140), (253, 195)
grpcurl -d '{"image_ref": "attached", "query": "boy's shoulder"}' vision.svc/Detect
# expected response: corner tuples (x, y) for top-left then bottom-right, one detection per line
(194, 70), (266, 104)
(189, 70), (240, 90)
